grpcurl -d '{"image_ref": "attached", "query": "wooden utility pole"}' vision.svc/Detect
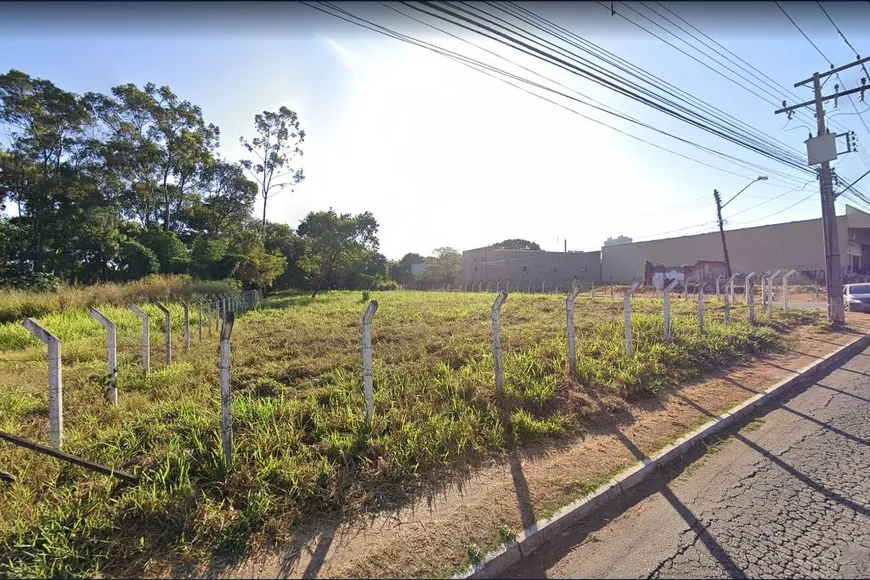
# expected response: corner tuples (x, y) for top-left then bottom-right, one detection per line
(774, 57), (869, 324)
(713, 189), (731, 279)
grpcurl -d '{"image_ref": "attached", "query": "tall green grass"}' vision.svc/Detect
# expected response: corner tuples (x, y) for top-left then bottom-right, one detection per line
(0, 290), (820, 578)
(0, 275), (238, 325)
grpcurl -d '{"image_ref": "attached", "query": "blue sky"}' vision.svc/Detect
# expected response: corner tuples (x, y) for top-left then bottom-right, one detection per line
(2, 1), (869, 260)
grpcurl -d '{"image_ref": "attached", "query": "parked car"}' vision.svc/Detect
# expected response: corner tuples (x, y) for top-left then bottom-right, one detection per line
(844, 283), (870, 313)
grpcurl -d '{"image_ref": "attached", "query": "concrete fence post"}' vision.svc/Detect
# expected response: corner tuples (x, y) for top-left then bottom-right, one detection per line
(179, 299), (190, 353)
(664, 279), (680, 342)
(506, 279), (511, 293)
(769, 270), (782, 313)
(542, 280), (546, 293)
(496, 279), (501, 293)
(363, 300), (379, 429)
(715, 275), (721, 297)
(129, 304), (150, 376)
(198, 300), (204, 343)
(746, 272), (757, 324)
(492, 291), (508, 397)
(89, 307), (118, 405)
(566, 285), (581, 378)
(528, 281), (531, 293)
(591, 281), (595, 298)
(728, 273), (738, 305)
(22, 318), (63, 450)
(154, 301), (172, 365)
(746, 273), (755, 306)
(724, 283), (732, 324)
(624, 280), (641, 356)
(783, 269), (797, 310)
(220, 312), (235, 470)
(478, 282), (483, 292)
(698, 283), (705, 333)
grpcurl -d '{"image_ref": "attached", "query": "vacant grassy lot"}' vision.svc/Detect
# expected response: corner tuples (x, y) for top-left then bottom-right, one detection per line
(0, 289), (820, 577)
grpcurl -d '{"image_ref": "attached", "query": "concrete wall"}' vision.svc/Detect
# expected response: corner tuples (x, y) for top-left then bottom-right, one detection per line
(462, 248), (602, 288)
(601, 214), (855, 283)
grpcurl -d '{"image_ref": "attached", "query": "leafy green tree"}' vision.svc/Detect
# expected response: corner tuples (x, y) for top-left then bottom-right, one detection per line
(90, 82), (219, 231)
(240, 106), (305, 228)
(263, 222), (307, 289)
(136, 226), (189, 274)
(0, 69), (103, 275)
(182, 160), (257, 236)
(297, 209), (379, 296)
(489, 238), (540, 251)
(391, 252), (425, 285)
(234, 244), (287, 288)
(421, 247), (462, 287)
(115, 239), (159, 281)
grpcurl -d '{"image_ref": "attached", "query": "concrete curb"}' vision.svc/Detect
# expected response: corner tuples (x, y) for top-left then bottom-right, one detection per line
(457, 331), (870, 579)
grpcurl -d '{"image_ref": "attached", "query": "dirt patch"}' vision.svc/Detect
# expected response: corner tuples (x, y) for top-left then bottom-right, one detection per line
(218, 316), (870, 580)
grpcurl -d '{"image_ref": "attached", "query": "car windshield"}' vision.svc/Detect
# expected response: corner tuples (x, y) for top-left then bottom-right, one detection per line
(848, 284), (870, 294)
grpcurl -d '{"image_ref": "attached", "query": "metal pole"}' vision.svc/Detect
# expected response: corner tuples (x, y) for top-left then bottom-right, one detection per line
(22, 319), (63, 450)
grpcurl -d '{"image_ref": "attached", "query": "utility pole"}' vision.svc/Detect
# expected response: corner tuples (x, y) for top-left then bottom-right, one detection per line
(775, 57), (869, 324)
(713, 176), (767, 281)
(714, 190), (731, 279)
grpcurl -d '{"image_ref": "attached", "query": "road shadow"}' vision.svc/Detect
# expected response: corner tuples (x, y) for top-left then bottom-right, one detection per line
(507, 347), (870, 579)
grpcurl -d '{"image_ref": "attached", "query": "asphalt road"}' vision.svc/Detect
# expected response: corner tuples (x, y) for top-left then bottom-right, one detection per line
(506, 344), (870, 579)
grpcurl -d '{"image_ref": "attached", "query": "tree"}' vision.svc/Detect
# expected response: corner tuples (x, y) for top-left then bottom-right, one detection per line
(296, 209), (379, 296)
(90, 82), (219, 231)
(263, 222), (307, 289)
(0, 69), (111, 276)
(421, 247), (462, 287)
(115, 239), (159, 281)
(391, 252), (425, 285)
(240, 106), (305, 229)
(182, 160), (257, 236)
(489, 238), (541, 251)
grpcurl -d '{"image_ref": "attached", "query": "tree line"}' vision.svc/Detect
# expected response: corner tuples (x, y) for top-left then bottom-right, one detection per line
(0, 69), (541, 293)
(0, 69), (401, 292)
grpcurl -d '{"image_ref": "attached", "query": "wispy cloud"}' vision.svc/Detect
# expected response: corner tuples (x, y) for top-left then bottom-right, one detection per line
(322, 37), (359, 72)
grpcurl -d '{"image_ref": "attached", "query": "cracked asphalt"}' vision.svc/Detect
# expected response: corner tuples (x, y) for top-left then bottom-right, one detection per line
(506, 346), (870, 579)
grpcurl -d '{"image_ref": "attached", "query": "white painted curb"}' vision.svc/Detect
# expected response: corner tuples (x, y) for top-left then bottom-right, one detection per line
(457, 331), (870, 579)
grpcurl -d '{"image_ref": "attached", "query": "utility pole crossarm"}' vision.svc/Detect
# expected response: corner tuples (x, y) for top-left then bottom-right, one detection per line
(775, 84), (867, 115)
(794, 56), (870, 87)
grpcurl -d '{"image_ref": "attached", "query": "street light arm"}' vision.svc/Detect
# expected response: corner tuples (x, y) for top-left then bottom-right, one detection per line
(721, 176), (768, 209)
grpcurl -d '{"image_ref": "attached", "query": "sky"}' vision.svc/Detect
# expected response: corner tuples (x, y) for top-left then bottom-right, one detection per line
(2, 1), (870, 260)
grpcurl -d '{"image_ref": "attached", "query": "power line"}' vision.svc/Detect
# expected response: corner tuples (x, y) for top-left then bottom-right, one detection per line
(306, 1), (815, 190)
(775, 1), (832, 65)
(407, 0), (814, 172)
(730, 192), (817, 225)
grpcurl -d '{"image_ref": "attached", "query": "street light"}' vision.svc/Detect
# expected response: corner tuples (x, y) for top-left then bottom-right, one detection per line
(714, 176), (768, 278)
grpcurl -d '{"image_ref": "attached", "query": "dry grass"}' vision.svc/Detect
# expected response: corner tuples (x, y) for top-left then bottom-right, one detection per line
(0, 275), (237, 326)
(0, 289), (821, 578)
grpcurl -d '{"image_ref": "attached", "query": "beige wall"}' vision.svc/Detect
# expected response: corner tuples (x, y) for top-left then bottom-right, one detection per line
(462, 248), (602, 287)
(601, 213), (857, 283)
